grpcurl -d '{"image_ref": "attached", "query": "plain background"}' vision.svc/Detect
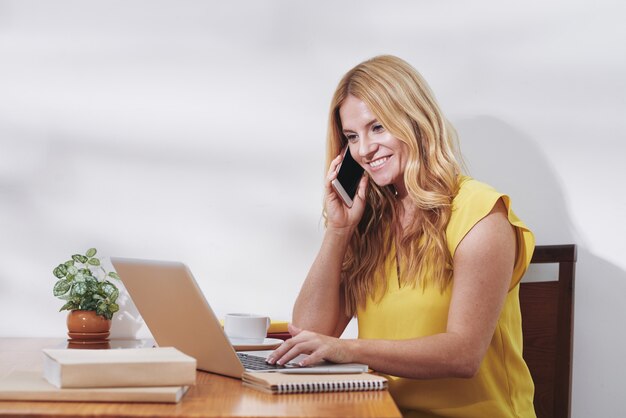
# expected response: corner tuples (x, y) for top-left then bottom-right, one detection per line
(1, 1), (624, 416)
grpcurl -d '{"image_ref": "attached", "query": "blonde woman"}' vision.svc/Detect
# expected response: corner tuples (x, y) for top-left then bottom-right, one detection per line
(268, 55), (536, 418)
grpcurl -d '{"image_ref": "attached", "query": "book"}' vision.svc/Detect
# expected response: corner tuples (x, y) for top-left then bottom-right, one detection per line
(267, 320), (289, 333)
(0, 370), (188, 403)
(266, 332), (292, 341)
(42, 347), (197, 388)
(242, 372), (388, 395)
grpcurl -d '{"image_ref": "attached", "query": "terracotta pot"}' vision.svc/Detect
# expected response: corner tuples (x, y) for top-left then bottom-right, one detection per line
(67, 310), (111, 334)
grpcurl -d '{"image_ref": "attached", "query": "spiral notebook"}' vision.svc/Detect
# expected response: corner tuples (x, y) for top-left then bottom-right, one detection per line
(242, 372), (387, 394)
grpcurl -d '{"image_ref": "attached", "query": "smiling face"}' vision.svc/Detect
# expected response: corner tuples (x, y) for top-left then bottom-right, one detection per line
(339, 95), (410, 196)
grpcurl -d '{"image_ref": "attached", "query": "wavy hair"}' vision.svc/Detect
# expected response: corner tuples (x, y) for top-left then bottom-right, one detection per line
(325, 55), (462, 316)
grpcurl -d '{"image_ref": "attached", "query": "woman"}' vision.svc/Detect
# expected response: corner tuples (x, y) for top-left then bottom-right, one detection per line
(268, 55), (536, 418)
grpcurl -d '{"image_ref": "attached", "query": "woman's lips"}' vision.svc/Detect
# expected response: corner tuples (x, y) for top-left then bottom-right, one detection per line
(368, 156), (390, 171)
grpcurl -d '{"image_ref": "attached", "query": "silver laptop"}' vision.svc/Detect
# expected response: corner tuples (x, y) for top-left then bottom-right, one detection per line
(111, 257), (369, 378)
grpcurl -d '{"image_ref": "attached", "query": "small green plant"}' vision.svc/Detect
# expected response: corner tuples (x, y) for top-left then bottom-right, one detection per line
(52, 248), (120, 320)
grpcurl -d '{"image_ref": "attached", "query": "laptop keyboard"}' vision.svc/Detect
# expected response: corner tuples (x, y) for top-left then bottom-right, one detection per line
(237, 352), (289, 371)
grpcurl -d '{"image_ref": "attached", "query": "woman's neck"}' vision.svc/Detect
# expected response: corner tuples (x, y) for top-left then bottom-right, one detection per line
(395, 196), (417, 231)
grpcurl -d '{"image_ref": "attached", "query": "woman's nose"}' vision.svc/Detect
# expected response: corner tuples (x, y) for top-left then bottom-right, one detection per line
(358, 135), (377, 157)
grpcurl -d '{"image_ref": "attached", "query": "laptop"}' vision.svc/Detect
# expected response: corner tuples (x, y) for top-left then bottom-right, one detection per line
(111, 257), (369, 378)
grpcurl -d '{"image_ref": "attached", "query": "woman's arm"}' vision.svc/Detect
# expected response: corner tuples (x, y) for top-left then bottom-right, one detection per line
(292, 227), (353, 337)
(292, 154), (368, 337)
(271, 199), (516, 379)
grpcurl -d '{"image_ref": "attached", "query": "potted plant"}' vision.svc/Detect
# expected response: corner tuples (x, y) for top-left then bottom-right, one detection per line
(52, 248), (120, 338)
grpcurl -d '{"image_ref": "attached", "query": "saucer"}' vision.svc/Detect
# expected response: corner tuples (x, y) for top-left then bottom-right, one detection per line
(229, 337), (283, 351)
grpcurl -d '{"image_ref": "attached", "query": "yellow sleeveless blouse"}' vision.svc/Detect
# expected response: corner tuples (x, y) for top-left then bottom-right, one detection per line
(357, 176), (536, 418)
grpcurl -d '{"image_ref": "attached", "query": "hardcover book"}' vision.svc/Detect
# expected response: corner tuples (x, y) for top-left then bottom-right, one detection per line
(42, 347), (197, 388)
(0, 370), (188, 403)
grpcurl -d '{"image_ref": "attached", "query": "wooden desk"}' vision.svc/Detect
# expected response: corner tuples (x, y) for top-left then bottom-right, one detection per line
(0, 338), (401, 417)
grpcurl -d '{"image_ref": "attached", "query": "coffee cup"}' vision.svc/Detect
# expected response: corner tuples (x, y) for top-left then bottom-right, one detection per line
(224, 313), (270, 341)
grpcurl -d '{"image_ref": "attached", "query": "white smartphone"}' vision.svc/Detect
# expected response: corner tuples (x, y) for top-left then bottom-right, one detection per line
(331, 147), (365, 208)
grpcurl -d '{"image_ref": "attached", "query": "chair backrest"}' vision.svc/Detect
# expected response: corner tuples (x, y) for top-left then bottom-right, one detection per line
(520, 244), (576, 418)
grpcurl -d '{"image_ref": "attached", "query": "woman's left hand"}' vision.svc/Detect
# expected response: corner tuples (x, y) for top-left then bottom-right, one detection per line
(266, 324), (355, 367)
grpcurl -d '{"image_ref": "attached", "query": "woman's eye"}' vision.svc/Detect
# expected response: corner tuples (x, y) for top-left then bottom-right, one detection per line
(346, 134), (358, 143)
(373, 124), (384, 132)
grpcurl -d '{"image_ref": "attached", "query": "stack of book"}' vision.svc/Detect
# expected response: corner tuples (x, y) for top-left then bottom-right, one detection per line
(266, 320), (292, 341)
(0, 347), (197, 403)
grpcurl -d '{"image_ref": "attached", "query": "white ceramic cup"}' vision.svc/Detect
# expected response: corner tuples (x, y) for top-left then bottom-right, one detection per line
(224, 313), (270, 341)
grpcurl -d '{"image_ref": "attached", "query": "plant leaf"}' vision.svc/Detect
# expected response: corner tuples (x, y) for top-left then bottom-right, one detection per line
(80, 298), (97, 311)
(101, 282), (117, 296)
(81, 304), (94, 312)
(59, 301), (78, 311)
(53, 279), (71, 296)
(53, 264), (68, 278)
(72, 254), (88, 264)
(109, 288), (120, 303)
(67, 266), (78, 276)
(71, 282), (88, 296)
(108, 271), (120, 280)
(86, 248), (97, 257)
(85, 276), (98, 291)
(87, 257), (101, 266)
(64, 260), (75, 267)
(108, 303), (119, 314)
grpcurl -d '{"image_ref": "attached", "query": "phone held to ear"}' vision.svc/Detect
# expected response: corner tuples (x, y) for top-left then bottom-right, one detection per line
(331, 148), (365, 208)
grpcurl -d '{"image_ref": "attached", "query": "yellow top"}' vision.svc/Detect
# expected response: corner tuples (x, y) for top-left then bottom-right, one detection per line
(357, 176), (536, 418)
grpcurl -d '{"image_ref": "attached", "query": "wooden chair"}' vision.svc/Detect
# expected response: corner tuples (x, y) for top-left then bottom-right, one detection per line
(520, 244), (576, 418)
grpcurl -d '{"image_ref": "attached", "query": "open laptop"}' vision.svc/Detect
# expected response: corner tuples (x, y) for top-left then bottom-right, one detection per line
(111, 257), (369, 378)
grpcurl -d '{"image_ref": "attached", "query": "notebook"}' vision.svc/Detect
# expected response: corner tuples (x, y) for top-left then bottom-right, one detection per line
(111, 257), (369, 379)
(242, 372), (388, 394)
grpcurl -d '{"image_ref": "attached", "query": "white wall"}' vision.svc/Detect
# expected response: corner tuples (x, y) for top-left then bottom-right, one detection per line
(1, 1), (624, 416)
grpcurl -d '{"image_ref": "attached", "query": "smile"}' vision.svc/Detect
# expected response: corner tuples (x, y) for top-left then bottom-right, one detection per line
(369, 156), (389, 169)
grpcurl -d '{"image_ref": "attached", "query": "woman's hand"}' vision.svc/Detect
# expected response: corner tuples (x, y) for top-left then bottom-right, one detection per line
(325, 152), (368, 231)
(267, 324), (355, 367)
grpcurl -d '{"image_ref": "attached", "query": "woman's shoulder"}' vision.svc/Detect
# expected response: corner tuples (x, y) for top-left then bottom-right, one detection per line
(450, 175), (504, 218)
(447, 175), (535, 288)
(446, 176), (511, 257)
(453, 176), (501, 207)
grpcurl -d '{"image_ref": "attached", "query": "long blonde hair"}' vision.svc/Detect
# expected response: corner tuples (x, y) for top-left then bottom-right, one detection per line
(325, 55), (462, 316)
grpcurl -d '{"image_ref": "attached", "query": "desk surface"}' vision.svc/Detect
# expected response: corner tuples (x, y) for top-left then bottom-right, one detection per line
(0, 338), (401, 418)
